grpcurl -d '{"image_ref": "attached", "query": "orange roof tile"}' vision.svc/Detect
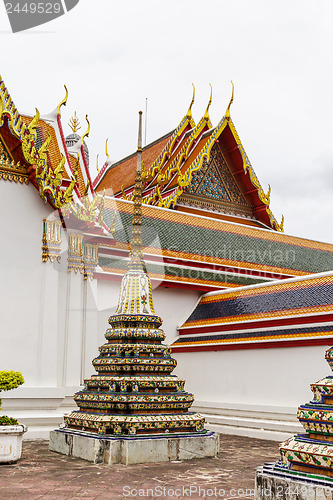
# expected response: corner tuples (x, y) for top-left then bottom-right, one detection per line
(96, 133), (172, 196)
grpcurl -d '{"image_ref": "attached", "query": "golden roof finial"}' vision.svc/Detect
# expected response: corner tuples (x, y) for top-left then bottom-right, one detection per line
(105, 138), (110, 159)
(186, 84), (195, 121)
(84, 179), (90, 197)
(57, 85), (68, 117)
(204, 84), (213, 122)
(225, 81), (234, 121)
(69, 112), (81, 134)
(81, 115), (90, 145)
(277, 215), (284, 232)
(96, 154), (99, 173)
(28, 108), (40, 133)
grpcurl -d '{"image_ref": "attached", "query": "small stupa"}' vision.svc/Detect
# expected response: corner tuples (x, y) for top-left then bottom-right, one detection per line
(256, 346), (333, 497)
(50, 112), (219, 464)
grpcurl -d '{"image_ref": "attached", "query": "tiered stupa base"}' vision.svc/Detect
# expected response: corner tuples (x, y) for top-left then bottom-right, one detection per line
(49, 272), (220, 464)
(255, 346), (333, 498)
(50, 427), (219, 465)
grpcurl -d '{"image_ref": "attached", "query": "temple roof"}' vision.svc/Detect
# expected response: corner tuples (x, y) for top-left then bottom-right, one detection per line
(93, 198), (333, 291)
(94, 131), (174, 196)
(0, 75), (94, 208)
(94, 87), (282, 232)
(172, 271), (333, 351)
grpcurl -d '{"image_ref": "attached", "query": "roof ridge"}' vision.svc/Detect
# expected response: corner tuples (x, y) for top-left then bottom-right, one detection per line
(93, 129), (175, 189)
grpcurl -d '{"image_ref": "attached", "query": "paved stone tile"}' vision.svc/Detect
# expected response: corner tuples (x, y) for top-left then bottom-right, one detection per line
(0, 435), (279, 499)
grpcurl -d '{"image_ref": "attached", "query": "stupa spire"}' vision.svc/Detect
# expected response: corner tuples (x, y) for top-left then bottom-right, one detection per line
(129, 111), (144, 272)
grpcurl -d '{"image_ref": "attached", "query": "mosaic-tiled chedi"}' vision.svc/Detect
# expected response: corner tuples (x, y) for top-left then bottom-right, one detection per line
(276, 346), (333, 478)
(64, 112), (205, 437)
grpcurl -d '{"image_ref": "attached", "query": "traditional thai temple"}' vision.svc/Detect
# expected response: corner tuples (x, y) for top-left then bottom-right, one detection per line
(0, 74), (332, 458)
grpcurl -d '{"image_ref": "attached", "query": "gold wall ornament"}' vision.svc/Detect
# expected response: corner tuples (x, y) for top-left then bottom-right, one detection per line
(83, 179), (90, 198)
(81, 115), (90, 145)
(224, 81), (234, 121)
(69, 112), (81, 133)
(97, 190), (105, 226)
(0, 154), (29, 184)
(0, 138), (12, 162)
(186, 83), (195, 121)
(275, 214), (284, 232)
(42, 218), (62, 263)
(53, 155), (65, 188)
(204, 84), (213, 122)
(262, 184), (271, 205)
(60, 176), (77, 205)
(163, 118), (228, 209)
(157, 185), (166, 208)
(68, 233), (84, 274)
(96, 154), (99, 173)
(146, 96), (196, 181)
(57, 85), (68, 117)
(28, 107), (40, 134)
(105, 138), (109, 159)
(121, 184), (130, 201)
(108, 210), (117, 236)
(83, 244), (99, 280)
(0, 75), (24, 139)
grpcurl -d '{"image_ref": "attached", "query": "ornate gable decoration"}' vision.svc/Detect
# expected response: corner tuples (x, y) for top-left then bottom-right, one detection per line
(179, 143), (251, 216)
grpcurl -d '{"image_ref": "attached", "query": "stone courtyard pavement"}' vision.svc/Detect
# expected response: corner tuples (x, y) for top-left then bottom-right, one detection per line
(0, 434), (279, 500)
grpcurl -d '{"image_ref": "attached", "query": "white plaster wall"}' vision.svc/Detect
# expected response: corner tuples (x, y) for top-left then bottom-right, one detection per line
(0, 181), (53, 385)
(96, 279), (201, 346)
(0, 180), (329, 439)
(174, 345), (329, 411)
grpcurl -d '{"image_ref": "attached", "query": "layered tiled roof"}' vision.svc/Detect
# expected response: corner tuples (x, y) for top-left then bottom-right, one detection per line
(94, 198), (333, 290)
(172, 272), (333, 351)
(94, 132), (174, 196)
(93, 95), (283, 231)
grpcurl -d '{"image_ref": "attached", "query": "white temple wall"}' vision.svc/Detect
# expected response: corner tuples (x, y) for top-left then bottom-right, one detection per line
(0, 181), (330, 440)
(96, 280), (201, 346)
(0, 182), (53, 384)
(174, 345), (329, 440)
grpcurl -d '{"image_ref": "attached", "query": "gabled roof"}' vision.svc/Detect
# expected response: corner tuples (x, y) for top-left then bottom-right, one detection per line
(0, 75), (94, 208)
(93, 89), (282, 231)
(94, 131), (174, 196)
(172, 272), (333, 351)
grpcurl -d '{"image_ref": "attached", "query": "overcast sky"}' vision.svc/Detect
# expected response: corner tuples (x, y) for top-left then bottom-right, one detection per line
(1, 0), (333, 243)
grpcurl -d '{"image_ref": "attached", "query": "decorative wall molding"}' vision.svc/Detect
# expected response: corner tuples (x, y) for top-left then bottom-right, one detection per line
(42, 219), (62, 263)
(83, 243), (99, 280)
(68, 233), (84, 273)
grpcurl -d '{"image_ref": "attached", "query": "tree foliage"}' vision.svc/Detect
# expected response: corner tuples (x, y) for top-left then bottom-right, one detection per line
(0, 371), (24, 393)
(0, 371), (24, 415)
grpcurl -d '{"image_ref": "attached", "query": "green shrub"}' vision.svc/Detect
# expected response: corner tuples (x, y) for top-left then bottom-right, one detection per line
(0, 371), (24, 393)
(0, 371), (24, 423)
(0, 415), (19, 426)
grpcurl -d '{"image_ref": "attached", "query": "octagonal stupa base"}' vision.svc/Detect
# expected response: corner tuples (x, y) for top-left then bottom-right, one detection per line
(255, 463), (333, 499)
(49, 428), (219, 465)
